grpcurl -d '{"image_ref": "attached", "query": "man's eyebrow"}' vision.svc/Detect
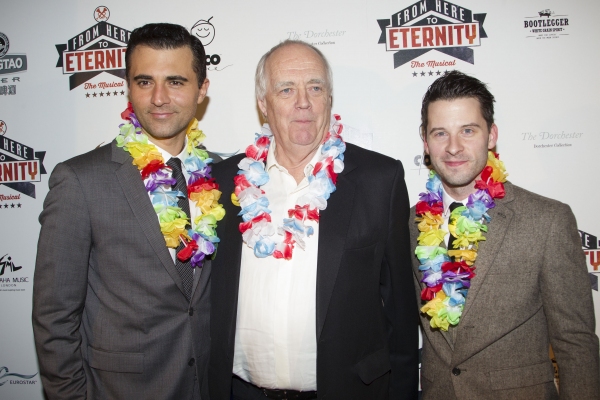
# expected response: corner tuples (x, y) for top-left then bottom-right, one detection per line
(307, 78), (325, 85)
(274, 81), (295, 89)
(132, 75), (189, 82)
(428, 122), (482, 135)
(166, 75), (189, 82)
(133, 74), (153, 81)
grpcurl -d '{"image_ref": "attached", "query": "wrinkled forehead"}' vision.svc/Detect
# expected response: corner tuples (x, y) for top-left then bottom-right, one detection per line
(265, 44), (327, 83)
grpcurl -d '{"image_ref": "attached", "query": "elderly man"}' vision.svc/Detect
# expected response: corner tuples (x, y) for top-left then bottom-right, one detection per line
(209, 40), (418, 399)
(411, 71), (599, 399)
(32, 23), (223, 399)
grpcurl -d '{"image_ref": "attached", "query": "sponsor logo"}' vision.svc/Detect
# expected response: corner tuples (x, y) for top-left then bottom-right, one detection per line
(0, 33), (8, 58)
(0, 121), (47, 199)
(55, 7), (130, 94)
(521, 131), (583, 149)
(580, 230), (600, 291)
(0, 367), (37, 386)
(0, 254), (30, 292)
(0, 32), (28, 96)
(94, 6), (110, 22)
(286, 29), (346, 46)
(191, 17), (232, 71)
(524, 9), (569, 40)
(377, 0), (487, 72)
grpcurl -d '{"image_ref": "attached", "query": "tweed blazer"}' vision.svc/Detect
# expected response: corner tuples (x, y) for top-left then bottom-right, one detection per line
(33, 140), (213, 400)
(410, 181), (600, 399)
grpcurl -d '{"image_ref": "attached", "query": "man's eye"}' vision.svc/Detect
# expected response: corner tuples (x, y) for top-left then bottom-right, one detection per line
(281, 88), (291, 94)
(311, 86), (322, 92)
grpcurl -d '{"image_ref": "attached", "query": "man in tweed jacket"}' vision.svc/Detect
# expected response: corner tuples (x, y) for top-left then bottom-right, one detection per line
(411, 71), (599, 399)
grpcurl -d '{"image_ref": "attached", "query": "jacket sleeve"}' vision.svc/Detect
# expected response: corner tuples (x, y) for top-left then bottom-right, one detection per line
(32, 162), (91, 400)
(541, 203), (600, 399)
(380, 160), (419, 399)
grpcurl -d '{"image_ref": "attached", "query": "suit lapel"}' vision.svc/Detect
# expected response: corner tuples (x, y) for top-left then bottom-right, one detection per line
(458, 182), (515, 324)
(111, 141), (188, 297)
(316, 160), (357, 340)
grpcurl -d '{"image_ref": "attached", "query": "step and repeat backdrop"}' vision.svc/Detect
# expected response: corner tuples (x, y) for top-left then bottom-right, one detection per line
(1, 0), (599, 397)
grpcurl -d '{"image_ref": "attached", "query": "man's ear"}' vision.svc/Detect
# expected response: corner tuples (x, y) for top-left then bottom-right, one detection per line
(257, 97), (267, 119)
(488, 123), (498, 149)
(197, 78), (210, 104)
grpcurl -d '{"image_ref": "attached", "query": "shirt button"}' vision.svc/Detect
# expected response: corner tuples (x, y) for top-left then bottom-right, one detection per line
(188, 358), (195, 366)
(452, 367), (461, 376)
(188, 307), (194, 316)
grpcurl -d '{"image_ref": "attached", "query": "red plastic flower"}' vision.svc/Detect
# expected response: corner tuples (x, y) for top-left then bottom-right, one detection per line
(177, 237), (199, 262)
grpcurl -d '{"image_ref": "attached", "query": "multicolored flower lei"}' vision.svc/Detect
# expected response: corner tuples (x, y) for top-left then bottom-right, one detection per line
(116, 103), (225, 267)
(232, 115), (346, 260)
(415, 151), (508, 331)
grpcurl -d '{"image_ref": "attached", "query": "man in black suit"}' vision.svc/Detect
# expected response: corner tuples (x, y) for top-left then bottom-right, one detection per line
(209, 40), (418, 400)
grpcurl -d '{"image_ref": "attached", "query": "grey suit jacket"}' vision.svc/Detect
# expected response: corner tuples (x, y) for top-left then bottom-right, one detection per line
(32, 140), (212, 400)
(410, 181), (600, 399)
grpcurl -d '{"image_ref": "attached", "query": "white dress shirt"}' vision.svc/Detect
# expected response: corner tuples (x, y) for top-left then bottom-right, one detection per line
(233, 140), (321, 391)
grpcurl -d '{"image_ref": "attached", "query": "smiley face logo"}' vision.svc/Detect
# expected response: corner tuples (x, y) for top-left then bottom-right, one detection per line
(191, 17), (215, 46)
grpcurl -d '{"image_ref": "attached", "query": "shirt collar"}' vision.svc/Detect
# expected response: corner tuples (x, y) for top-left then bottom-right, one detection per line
(266, 138), (323, 178)
(155, 137), (188, 164)
(442, 188), (469, 216)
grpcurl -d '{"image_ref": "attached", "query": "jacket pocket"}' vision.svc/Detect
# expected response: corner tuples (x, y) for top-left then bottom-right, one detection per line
(355, 346), (391, 384)
(88, 346), (144, 373)
(489, 361), (554, 390)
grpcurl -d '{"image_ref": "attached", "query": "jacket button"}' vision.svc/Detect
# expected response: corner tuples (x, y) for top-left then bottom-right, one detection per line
(188, 307), (194, 316)
(452, 367), (461, 376)
(188, 358), (195, 366)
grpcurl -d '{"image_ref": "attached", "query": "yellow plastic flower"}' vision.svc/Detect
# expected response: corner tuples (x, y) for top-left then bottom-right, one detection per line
(231, 192), (240, 207)
(421, 292), (450, 331)
(416, 211), (443, 232)
(487, 151), (508, 183)
(447, 249), (477, 265)
(160, 218), (189, 248)
(190, 189), (222, 214)
(417, 228), (446, 247)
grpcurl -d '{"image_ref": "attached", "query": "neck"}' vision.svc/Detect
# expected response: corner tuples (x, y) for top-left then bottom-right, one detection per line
(442, 182), (476, 201)
(274, 141), (320, 184)
(146, 132), (186, 157)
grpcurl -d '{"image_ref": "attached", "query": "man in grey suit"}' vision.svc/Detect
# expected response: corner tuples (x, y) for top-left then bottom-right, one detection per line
(411, 71), (599, 399)
(32, 23), (220, 399)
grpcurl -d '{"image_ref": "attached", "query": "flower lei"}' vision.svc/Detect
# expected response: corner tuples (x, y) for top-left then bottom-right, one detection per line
(232, 115), (346, 260)
(116, 103), (225, 267)
(415, 151), (508, 331)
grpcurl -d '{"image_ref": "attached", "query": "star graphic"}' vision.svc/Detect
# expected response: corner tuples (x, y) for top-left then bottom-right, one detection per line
(436, 70), (442, 75)
(92, 92), (97, 98)
(420, 71), (426, 77)
(4, 204), (8, 208)
(106, 91), (111, 96)
(444, 70), (449, 74)
(85, 93), (90, 98)
(412, 71), (418, 77)
(113, 91), (118, 96)
(428, 71), (433, 76)
(17, 203), (22, 208)
(120, 90), (125, 95)
(10, 203), (15, 208)
(99, 92), (104, 97)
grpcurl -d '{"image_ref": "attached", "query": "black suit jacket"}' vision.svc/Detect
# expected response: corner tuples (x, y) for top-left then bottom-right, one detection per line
(209, 143), (418, 399)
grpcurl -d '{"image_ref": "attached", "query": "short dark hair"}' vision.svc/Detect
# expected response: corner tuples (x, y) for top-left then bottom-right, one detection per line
(126, 23), (206, 87)
(420, 70), (495, 137)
